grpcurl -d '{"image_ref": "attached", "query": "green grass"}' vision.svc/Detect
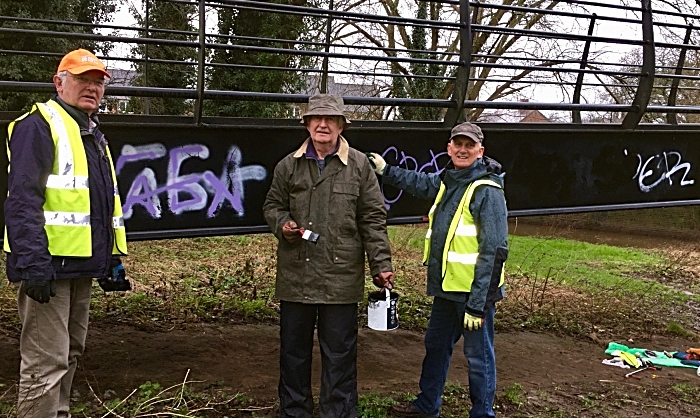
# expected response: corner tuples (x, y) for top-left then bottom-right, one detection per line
(440, 382), (472, 417)
(391, 226), (682, 297)
(507, 235), (667, 293)
(1, 226), (697, 339)
(503, 383), (525, 408)
(667, 322), (695, 338)
(358, 392), (398, 418)
(500, 234), (700, 338)
(671, 383), (700, 404)
(386, 226), (700, 339)
(387, 225), (424, 251)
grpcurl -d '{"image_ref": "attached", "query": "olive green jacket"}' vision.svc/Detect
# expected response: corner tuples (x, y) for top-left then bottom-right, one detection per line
(263, 136), (393, 304)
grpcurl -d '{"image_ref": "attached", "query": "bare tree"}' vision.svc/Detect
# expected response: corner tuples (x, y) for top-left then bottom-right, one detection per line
(585, 0), (700, 124)
(318, 0), (598, 121)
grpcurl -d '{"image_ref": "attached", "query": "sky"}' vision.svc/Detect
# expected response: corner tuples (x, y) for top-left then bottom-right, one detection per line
(97, 0), (700, 122)
(103, 1), (218, 71)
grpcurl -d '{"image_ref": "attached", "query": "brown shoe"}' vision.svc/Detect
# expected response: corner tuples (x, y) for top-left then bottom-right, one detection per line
(389, 402), (430, 417)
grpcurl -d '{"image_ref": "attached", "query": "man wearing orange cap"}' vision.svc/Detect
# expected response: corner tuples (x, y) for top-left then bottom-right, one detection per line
(4, 48), (128, 417)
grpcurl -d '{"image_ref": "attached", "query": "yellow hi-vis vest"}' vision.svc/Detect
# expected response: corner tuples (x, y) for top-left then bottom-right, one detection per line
(4, 99), (128, 257)
(422, 179), (504, 292)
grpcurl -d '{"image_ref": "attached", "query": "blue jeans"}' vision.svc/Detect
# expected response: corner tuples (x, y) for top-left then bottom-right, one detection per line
(412, 297), (496, 418)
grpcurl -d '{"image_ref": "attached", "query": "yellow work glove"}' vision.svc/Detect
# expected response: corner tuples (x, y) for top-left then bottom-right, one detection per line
(463, 313), (484, 331)
(366, 152), (387, 175)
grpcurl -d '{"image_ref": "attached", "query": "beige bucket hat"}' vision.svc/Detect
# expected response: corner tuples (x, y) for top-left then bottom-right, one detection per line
(300, 94), (351, 125)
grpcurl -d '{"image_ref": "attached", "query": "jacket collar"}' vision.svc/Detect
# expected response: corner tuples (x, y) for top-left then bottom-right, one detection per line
(293, 135), (349, 165)
(442, 158), (487, 185)
(53, 95), (100, 134)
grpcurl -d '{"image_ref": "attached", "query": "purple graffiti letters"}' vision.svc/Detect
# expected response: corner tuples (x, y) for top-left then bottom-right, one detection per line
(380, 146), (447, 209)
(117, 143), (267, 220)
(122, 168), (162, 219)
(168, 145), (209, 214)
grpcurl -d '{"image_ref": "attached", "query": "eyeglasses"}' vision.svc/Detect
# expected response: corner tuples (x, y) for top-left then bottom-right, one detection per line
(70, 74), (105, 88)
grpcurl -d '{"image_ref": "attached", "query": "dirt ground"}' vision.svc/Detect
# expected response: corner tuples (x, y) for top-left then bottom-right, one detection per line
(1, 225), (699, 416)
(1, 322), (698, 417)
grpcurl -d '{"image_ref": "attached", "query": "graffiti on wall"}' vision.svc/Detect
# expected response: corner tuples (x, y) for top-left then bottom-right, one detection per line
(116, 143), (267, 220)
(626, 149), (694, 193)
(379, 146), (448, 209)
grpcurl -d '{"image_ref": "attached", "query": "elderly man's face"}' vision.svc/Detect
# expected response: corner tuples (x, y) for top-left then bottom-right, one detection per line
(306, 115), (343, 147)
(447, 136), (484, 170)
(53, 70), (105, 115)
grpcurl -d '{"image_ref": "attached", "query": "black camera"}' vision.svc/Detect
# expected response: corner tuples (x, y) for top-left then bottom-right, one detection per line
(98, 264), (132, 292)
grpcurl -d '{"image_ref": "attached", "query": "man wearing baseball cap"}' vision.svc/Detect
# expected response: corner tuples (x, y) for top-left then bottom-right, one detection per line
(263, 94), (394, 417)
(5, 48), (128, 417)
(367, 122), (508, 418)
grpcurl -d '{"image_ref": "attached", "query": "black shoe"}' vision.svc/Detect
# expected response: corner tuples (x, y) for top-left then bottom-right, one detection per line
(389, 402), (431, 417)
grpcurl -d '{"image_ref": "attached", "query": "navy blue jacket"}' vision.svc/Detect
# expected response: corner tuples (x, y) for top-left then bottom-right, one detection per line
(382, 157), (508, 316)
(5, 96), (120, 282)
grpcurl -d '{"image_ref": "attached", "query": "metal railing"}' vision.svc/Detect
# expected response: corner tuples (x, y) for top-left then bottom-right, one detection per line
(1, 0), (700, 128)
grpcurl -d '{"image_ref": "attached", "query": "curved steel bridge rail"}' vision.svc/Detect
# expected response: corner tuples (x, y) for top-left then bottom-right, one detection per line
(1, 0), (700, 128)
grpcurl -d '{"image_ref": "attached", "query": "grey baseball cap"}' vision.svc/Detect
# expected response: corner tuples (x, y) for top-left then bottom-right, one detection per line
(300, 94), (351, 125)
(449, 122), (483, 143)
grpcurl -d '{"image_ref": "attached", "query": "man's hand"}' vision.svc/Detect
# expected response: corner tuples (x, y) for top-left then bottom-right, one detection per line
(366, 153), (387, 175)
(282, 220), (302, 243)
(21, 279), (56, 304)
(463, 313), (484, 331)
(98, 263), (132, 292)
(372, 271), (394, 290)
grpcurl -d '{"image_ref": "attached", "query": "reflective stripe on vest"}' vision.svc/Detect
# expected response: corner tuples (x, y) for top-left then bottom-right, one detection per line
(422, 179), (505, 292)
(4, 100), (128, 256)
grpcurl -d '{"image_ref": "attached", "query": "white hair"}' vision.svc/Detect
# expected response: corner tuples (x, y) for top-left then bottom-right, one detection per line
(303, 115), (345, 129)
(56, 70), (68, 83)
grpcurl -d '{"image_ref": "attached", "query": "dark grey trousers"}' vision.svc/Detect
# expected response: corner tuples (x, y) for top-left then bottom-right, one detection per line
(278, 301), (358, 418)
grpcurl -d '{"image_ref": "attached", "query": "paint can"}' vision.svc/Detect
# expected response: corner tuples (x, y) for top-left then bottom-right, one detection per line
(367, 289), (399, 331)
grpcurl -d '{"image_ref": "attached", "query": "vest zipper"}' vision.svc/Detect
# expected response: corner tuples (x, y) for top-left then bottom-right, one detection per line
(92, 135), (114, 276)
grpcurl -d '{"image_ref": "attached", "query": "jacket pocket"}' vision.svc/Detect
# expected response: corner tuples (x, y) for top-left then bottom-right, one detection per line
(332, 245), (363, 265)
(332, 182), (360, 234)
(332, 182), (360, 205)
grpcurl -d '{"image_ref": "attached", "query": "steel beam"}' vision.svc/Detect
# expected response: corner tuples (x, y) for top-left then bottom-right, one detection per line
(621, 0), (655, 130)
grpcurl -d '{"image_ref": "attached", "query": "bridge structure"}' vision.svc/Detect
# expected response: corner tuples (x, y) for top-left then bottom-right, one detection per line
(1, 0), (700, 240)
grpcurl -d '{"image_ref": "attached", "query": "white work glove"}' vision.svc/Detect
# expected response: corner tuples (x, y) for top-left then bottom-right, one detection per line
(464, 313), (484, 331)
(366, 152), (387, 175)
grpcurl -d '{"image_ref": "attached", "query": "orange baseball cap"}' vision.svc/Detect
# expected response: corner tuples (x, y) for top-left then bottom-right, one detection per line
(57, 49), (111, 78)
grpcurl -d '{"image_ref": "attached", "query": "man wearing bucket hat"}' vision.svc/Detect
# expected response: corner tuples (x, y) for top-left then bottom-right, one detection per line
(263, 93), (394, 418)
(367, 122), (508, 418)
(5, 48), (128, 417)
